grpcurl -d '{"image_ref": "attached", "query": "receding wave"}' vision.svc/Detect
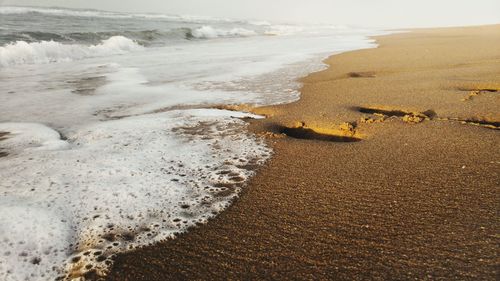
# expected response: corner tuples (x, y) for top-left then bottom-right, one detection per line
(0, 36), (143, 67)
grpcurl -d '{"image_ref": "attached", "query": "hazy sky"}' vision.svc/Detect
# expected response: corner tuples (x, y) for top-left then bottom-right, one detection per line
(2, 0), (499, 28)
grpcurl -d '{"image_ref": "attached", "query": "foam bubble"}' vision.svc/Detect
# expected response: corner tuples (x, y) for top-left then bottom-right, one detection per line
(0, 204), (71, 281)
(0, 109), (270, 280)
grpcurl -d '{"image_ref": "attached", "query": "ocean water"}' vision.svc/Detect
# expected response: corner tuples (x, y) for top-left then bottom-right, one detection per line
(0, 6), (381, 281)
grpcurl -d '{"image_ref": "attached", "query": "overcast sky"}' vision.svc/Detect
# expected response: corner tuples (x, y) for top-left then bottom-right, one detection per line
(2, 0), (499, 28)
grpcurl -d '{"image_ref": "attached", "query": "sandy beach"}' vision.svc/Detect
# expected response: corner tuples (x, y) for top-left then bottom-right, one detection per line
(101, 25), (500, 280)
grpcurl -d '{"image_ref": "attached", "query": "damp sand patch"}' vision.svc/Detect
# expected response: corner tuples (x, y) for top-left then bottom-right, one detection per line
(67, 76), (107, 96)
(0, 131), (11, 158)
(347, 71), (377, 78)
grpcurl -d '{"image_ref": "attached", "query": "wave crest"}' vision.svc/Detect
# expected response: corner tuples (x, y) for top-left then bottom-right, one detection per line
(189, 26), (257, 39)
(0, 6), (122, 18)
(0, 6), (234, 23)
(0, 36), (142, 67)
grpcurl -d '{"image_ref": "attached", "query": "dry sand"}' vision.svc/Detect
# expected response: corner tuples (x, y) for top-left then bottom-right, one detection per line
(106, 25), (500, 280)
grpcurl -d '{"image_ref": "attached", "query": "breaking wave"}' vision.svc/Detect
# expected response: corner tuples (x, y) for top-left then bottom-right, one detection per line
(0, 26), (264, 67)
(0, 36), (143, 67)
(0, 6), (234, 23)
(2, 26), (261, 47)
(189, 26), (257, 39)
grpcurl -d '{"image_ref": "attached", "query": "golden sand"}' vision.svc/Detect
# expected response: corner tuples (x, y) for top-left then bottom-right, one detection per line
(106, 25), (500, 280)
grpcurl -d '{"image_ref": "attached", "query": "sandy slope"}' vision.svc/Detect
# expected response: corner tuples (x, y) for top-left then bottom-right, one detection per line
(106, 25), (500, 280)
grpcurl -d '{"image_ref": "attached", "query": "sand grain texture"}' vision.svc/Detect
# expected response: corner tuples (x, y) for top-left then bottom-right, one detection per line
(106, 25), (500, 280)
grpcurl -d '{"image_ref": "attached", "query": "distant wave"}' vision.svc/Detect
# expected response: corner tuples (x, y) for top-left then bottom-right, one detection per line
(0, 36), (143, 67)
(1, 29), (191, 46)
(1, 25), (262, 51)
(0, 6), (235, 23)
(189, 26), (257, 39)
(0, 6), (126, 18)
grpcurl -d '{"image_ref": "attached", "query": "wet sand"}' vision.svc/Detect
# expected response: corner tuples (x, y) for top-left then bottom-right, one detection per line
(106, 25), (500, 280)
(0, 132), (9, 157)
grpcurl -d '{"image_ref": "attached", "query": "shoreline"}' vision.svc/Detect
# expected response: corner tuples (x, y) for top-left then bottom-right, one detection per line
(106, 25), (499, 280)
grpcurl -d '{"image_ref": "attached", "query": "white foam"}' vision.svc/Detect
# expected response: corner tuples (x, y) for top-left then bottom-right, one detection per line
(0, 123), (69, 152)
(247, 20), (272, 26)
(191, 26), (258, 39)
(0, 204), (71, 281)
(264, 25), (306, 36)
(0, 36), (143, 67)
(0, 110), (270, 280)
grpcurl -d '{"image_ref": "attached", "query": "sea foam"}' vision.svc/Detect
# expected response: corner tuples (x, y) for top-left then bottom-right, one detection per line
(0, 110), (270, 280)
